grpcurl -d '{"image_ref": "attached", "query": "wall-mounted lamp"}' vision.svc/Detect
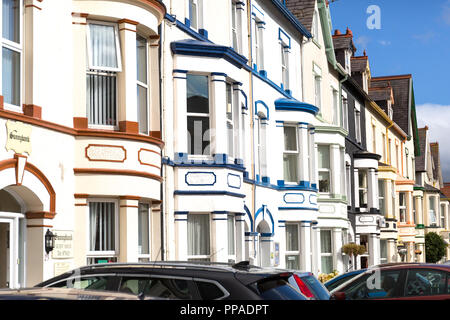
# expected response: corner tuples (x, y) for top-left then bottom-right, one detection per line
(45, 229), (56, 254)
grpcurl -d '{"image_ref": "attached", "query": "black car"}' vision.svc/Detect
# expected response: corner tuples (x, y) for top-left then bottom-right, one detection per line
(35, 261), (307, 300)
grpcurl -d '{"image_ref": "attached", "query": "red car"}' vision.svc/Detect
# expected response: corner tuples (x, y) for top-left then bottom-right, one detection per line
(330, 263), (450, 300)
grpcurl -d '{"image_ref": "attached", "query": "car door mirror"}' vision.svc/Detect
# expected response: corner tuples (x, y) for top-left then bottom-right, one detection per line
(331, 292), (346, 300)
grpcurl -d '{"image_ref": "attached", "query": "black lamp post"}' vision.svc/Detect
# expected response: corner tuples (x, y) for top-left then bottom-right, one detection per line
(45, 229), (56, 254)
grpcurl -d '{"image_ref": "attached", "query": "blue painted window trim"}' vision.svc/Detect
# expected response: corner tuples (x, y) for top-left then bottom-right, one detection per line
(170, 39), (248, 69)
(278, 28), (291, 49)
(274, 98), (319, 115)
(278, 207), (319, 211)
(185, 171), (217, 186)
(174, 190), (246, 198)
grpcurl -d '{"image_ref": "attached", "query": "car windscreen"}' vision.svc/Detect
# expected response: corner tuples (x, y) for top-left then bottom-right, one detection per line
(302, 275), (330, 300)
(255, 278), (308, 300)
(326, 273), (360, 291)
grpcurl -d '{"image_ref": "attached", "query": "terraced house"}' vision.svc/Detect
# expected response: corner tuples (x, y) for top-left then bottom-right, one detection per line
(0, 0), (165, 288)
(0, 0), (447, 289)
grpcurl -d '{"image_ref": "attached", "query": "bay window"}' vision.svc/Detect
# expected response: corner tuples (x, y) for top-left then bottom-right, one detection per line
(136, 35), (148, 134)
(187, 214), (210, 261)
(187, 74), (210, 156)
(87, 200), (118, 264)
(320, 230), (333, 274)
(318, 145), (331, 193)
(283, 125), (299, 183)
(285, 223), (300, 270)
(2, 0), (22, 109)
(138, 203), (150, 261)
(86, 21), (121, 127)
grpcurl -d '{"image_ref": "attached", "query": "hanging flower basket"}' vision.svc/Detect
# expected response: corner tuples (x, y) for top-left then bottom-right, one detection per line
(415, 249), (422, 255)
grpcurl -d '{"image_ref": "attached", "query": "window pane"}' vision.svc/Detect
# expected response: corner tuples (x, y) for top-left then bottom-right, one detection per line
(187, 214), (210, 256)
(2, 0), (20, 43)
(285, 255), (299, 270)
(283, 127), (297, 151)
(321, 256), (333, 274)
(380, 240), (387, 262)
(320, 230), (332, 253)
(283, 154), (298, 182)
(318, 171), (330, 193)
(89, 202), (115, 251)
(285, 224), (299, 251)
(189, 0), (198, 29)
(138, 203), (150, 255)
(405, 269), (447, 297)
(187, 74), (209, 113)
(317, 145), (330, 169)
(136, 35), (147, 84)
(187, 116), (210, 155)
(86, 72), (117, 126)
(137, 84), (148, 134)
(227, 215), (235, 255)
(2, 47), (20, 106)
(120, 277), (194, 299)
(378, 180), (385, 212)
(89, 24), (118, 69)
(226, 83), (233, 120)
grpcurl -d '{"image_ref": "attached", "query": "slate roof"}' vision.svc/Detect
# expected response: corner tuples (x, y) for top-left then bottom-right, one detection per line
(368, 86), (394, 104)
(415, 127), (428, 172)
(351, 56), (368, 73)
(332, 32), (356, 52)
(442, 183), (450, 198)
(370, 75), (412, 135)
(285, 0), (316, 33)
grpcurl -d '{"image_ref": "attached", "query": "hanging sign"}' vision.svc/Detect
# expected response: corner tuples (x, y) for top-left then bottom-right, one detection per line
(5, 120), (32, 155)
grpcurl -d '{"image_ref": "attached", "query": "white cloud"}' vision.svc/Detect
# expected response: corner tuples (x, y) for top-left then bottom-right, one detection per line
(442, 0), (450, 25)
(416, 103), (450, 181)
(378, 40), (391, 46)
(354, 36), (370, 49)
(412, 31), (436, 43)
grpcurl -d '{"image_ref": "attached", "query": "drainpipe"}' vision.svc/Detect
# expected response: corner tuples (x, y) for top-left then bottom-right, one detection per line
(247, 0), (257, 262)
(158, 21), (165, 261)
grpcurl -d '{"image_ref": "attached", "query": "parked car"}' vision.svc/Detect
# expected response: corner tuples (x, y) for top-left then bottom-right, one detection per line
(325, 263), (422, 292)
(330, 263), (450, 300)
(0, 287), (146, 300)
(324, 269), (366, 292)
(35, 261), (308, 300)
(288, 272), (330, 300)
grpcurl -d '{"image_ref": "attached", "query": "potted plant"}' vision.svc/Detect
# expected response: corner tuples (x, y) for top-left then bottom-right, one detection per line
(342, 243), (366, 270)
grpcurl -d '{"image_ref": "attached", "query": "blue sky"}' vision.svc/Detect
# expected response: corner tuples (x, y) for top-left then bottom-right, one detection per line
(329, 0), (450, 181)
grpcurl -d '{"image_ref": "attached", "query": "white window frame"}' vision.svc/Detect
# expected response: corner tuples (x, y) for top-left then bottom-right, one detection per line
(86, 199), (119, 261)
(378, 179), (385, 215)
(332, 88), (339, 126)
(1, 0), (23, 111)
(312, 10), (319, 41)
(187, 73), (211, 158)
(227, 214), (236, 263)
(226, 82), (239, 160)
(318, 144), (331, 194)
(86, 20), (122, 72)
(285, 223), (300, 269)
(255, 115), (267, 179)
(187, 213), (211, 261)
(320, 229), (334, 274)
(136, 34), (149, 135)
(313, 66), (322, 110)
(354, 102), (361, 143)
(188, 0), (203, 31)
(399, 192), (407, 223)
(281, 45), (289, 90)
(138, 202), (151, 262)
(283, 124), (299, 183)
(230, 0), (241, 53)
(342, 96), (348, 131)
(358, 170), (368, 207)
(254, 18), (264, 71)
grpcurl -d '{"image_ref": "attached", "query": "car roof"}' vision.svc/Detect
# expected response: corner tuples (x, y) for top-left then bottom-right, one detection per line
(36, 261), (296, 287)
(330, 263), (450, 294)
(0, 287), (142, 300)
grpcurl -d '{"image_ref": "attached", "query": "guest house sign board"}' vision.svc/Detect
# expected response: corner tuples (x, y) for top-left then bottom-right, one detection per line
(5, 120), (32, 155)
